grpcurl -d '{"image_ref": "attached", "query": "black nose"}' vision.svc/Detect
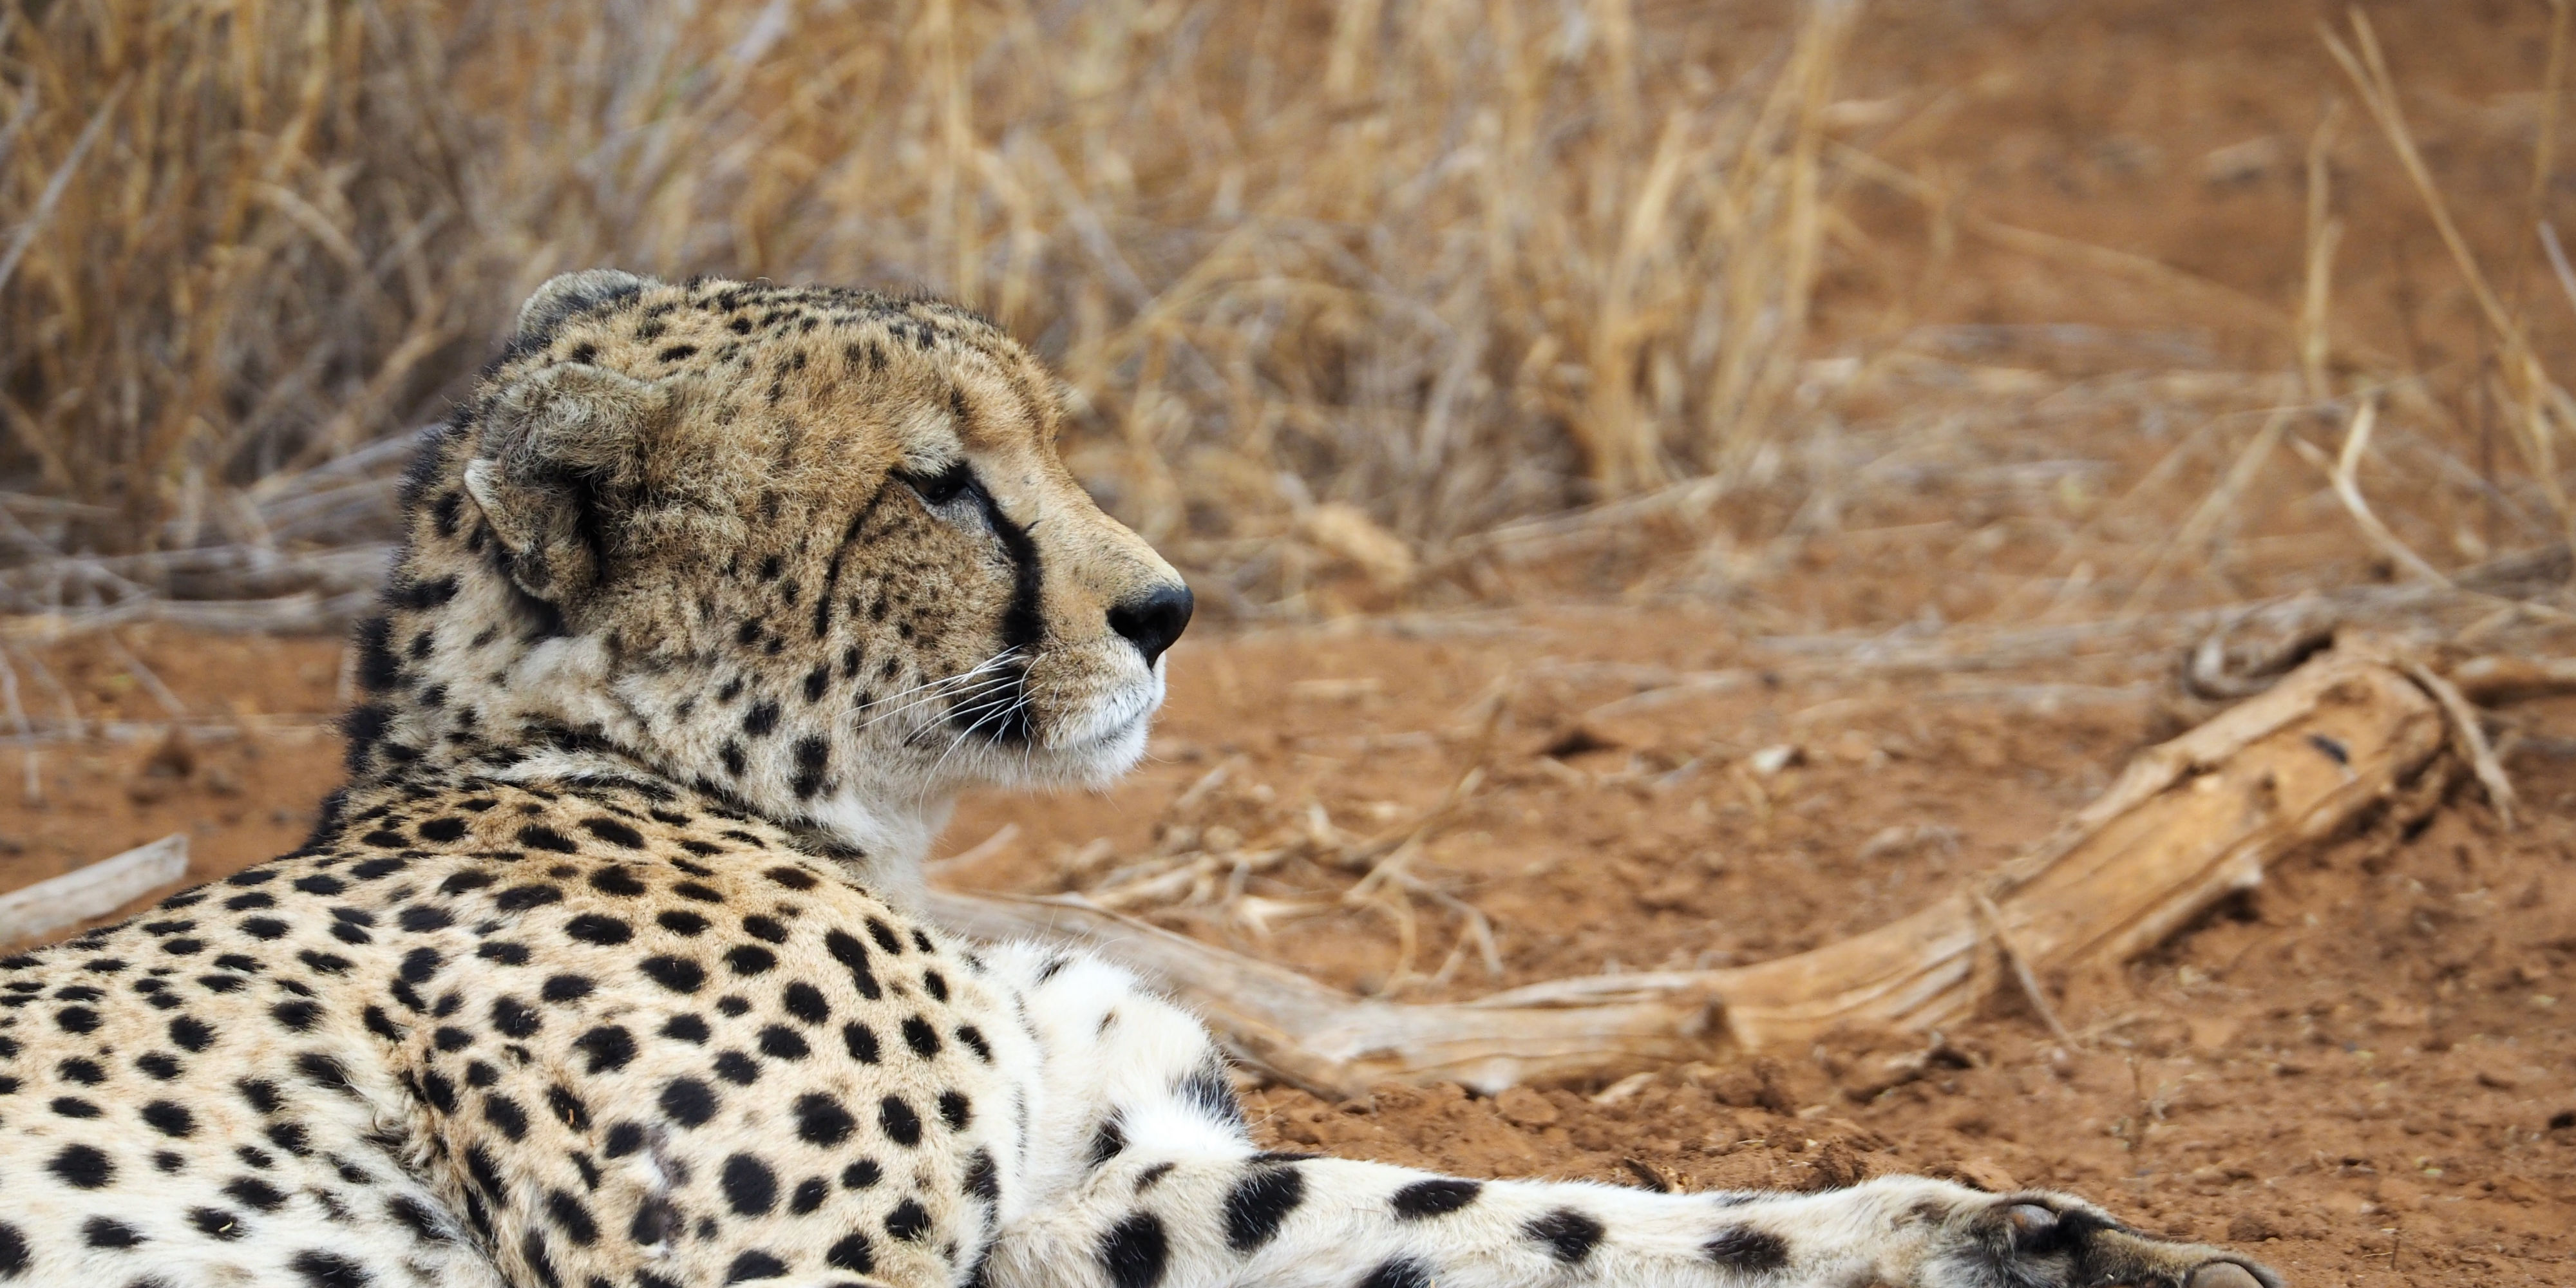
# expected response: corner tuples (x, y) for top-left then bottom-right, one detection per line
(1107, 583), (1193, 666)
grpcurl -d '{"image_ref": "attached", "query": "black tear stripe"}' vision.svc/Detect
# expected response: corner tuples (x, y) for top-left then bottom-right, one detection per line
(971, 469), (1042, 745)
(909, 462), (1040, 746)
(980, 483), (1046, 660)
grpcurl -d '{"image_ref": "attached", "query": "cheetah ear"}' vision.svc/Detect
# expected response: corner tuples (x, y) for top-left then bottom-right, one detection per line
(515, 269), (655, 346)
(462, 363), (676, 606)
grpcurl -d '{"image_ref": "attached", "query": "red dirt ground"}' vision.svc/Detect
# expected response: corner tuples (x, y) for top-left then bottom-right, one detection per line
(0, 617), (2567, 1286)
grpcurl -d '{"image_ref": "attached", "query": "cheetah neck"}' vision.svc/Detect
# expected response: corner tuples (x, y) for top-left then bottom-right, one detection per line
(334, 551), (952, 910)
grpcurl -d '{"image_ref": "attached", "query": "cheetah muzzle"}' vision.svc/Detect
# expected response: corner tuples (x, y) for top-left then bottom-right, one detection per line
(0, 272), (2282, 1288)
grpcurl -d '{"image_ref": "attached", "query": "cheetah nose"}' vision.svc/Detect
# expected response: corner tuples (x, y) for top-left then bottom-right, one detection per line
(1107, 583), (1193, 666)
(2189, 1265), (2265, 1288)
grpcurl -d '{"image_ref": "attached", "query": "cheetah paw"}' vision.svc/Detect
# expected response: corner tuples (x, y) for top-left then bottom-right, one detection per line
(1927, 1193), (2284, 1288)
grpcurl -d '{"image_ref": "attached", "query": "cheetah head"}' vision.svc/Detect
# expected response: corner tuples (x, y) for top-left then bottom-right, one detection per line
(366, 272), (1189, 882)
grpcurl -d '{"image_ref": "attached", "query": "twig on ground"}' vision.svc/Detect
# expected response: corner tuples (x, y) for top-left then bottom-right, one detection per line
(1971, 888), (2079, 1048)
(0, 835), (187, 946)
(2403, 660), (2519, 829)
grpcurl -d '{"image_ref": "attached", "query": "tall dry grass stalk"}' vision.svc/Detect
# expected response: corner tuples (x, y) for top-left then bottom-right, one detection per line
(2327, 9), (2576, 551)
(0, 0), (1858, 596)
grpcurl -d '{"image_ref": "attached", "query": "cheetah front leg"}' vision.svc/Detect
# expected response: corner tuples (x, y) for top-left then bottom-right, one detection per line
(979, 947), (2282, 1288)
(986, 1152), (2280, 1288)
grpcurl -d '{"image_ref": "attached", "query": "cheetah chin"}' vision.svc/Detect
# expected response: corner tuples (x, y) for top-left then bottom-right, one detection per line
(0, 272), (2281, 1288)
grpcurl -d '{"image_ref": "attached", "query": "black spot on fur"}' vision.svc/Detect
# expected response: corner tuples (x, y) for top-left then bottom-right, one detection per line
(565, 914), (632, 945)
(965, 1148), (1001, 1202)
(516, 826), (578, 853)
(48, 1143), (113, 1188)
(1224, 1163), (1307, 1252)
(842, 1021), (881, 1063)
(721, 1153), (779, 1215)
(141, 1100), (197, 1137)
(545, 1189), (599, 1245)
(1099, 1213), (1168, 1288)
(492, 996), (542, 1037)
(289, 1250), (372, 1288)
(902, 1016), (941, 1058)
(659, 1078), (719, 1128)
(826, 931), (882, 999)
(780, 983), (829, 1024)
(795, 1093), (857, 1145)
(866, 917), (904, 954)
(576, 817), (645, 848)
(790, 735), (830, 797)
(225, 1176), (290, 1211)
(828, 1231), (876, 1274)
(879, 1094), (923, 1146)
(82, 1218), (142, 1248)
(485, 1093), (531, 1141)
(1705, 1227), (1791, 1272)
(724, 1253), (786, 1285)
(714, 1050), (760, 1085)
(1391, 1178), (1482, 1219)
(640, 956), (706, 993)
(1178, 1062), (1243, 1126)
(189, 1206), (247, 1240)
(1523, 1209), (1605, 1264)
(1088, 1116), (1125, 1168)
(493, 884), (564, 911)
(885, 1198), (932, 1242)
(354, 616), (402, 692)
(1358, 1258), (1434, 1288)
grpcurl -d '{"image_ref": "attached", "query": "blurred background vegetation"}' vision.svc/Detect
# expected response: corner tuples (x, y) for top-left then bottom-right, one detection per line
(1, 0), (2570, 627)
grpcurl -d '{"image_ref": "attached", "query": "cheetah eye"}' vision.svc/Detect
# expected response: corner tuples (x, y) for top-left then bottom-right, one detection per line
(900, 462), (975, 508)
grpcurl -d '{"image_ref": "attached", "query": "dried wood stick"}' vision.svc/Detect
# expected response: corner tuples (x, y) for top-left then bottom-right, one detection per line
(929, 640), (2452, 1097)
(2405, 661), (2517, 829)
(2447, 654), (2576, 704)
(0, 835), (189, 946)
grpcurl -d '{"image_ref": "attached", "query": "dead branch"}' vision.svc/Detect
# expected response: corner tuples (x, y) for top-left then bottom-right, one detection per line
(2448, 654), (2576, 704)
(931, 639), (2454, 1097)
(0, 834), (188, 946)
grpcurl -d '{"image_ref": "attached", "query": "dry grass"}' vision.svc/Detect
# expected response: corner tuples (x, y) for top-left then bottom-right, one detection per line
(0, 0), (1856, 609)
(2, 0), (2571, 637)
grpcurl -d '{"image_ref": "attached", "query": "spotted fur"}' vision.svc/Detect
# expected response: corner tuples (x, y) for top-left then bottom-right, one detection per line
(0, 273), (2278, 1288)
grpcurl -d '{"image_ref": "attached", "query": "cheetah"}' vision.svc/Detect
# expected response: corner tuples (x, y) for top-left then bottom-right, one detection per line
(0, 271), (2281, 1288)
